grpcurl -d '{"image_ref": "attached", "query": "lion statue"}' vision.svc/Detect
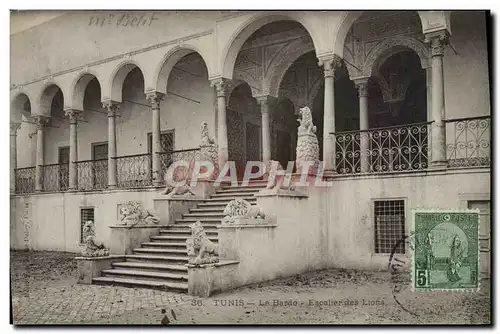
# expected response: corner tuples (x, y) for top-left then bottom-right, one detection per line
(161, 184), (196, 197)
(200, 121), (216, 147)
(186, 221), (219, 265)
(81, 221), (110, 257)
(119, 201), (160, 226)
(297, 106), (317, 136)
(221, 199), (265, 224)
(198, 121), (219, 180)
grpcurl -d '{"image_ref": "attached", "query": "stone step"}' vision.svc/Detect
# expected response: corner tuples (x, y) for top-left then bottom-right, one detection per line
(142, 242), (188, 248)
(210, 193), (258, 199)
(195, 203), (229, 209)
(92, 276), (188, 291)
(159, 228), (219, 235)
(216, 187), (263, 194)
(189, 207), (225, 213)
(102, 268), (188, 282)
(125, 254), (189, 263)
(112, 261), (187, 272)
(220, 180), (268, 187)
(151, 235), (218, 242)
(202, 197), (257, 203)
(133, 247), (188, 255)
(183, 212), (225, 218)
(171, 224), (220, 229)
(176, 218), (222, 223)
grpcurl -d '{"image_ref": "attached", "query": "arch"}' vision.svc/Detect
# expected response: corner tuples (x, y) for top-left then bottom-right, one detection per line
(363, 36), (430, 78)
(153, 45), (211, 95)
(265, 37), (315, 97)
(108, 60), (145, 102)
(233, 71), (262, 97)
(307, 75), (324, 108)
(37, 82), (64, 116)
(11, 91), (32, 123)
(333, 11), (429, 57)
(69, 70), (102, 111)
(221, 12), (324, 79)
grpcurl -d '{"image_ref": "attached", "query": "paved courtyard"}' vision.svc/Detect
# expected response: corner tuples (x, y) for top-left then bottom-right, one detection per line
(11, 251), (491, 325)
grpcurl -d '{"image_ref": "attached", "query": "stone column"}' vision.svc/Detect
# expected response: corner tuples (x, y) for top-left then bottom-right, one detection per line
(318, 56), (339, 172)
(103, 100), (120, 188)
(256, 95), (272, 165)
(65, 109), (81, 191)
(10, 122), (21, 193)
(146, 91), (165, 186)
(425, 30), (449, 167)
(354, 78), (369, 173)
(211, 78), (230, 169)
(34, 115), (49, 192)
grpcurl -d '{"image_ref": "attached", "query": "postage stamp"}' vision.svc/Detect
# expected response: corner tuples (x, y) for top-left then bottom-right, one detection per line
(412, 210), (480, 291)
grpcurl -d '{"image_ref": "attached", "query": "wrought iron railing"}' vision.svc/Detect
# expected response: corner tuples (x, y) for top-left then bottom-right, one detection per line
(115, 153), (153, 188)
(14, 167), (36, 194)
(76, 159), (108, 190)
(159, 148), (200, 183)
(445, 116), (491, 167)
(41, 163), (69, 192)
(332, 122), (431, 174)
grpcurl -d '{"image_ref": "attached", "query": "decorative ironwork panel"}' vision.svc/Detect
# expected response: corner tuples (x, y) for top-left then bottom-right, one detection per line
(41, 163), (69, 192)
(446, 116), (491, 167)
(333, 122), (430, 174)
(159, 148), (200, 184)
(116, 154), (153, 188)
(76, 159), (108, 190)
(15, 167), (36, 194)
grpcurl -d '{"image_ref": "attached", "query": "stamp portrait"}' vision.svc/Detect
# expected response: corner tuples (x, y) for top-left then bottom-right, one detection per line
(412, 210), (480, 291)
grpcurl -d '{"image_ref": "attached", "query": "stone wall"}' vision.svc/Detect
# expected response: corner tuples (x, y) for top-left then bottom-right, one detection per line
(10, 188), (163, 252)
(325, 167), (491, 271)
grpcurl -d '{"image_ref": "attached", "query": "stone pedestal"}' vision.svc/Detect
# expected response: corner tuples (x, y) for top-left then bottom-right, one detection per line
(218, 221), (278, 260)
(187, 260), (240, 297)
(153, 197), (200, 225)
(76, 255), (125, 284)
(108, 225), (170, 255)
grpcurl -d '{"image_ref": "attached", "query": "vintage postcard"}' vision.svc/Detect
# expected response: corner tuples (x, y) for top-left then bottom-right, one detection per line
(9, 10), (491, 325)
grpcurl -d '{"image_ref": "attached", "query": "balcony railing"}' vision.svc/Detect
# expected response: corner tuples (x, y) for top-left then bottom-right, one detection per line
(41, 163), (69, 192)
(333, 122), (431, 175)
(76, 159), (108, 191)
(115, 153), (153, 188)
(445, 116), (491, 167)
(159, 148), (200, 183)
(14, 167), (36, 194)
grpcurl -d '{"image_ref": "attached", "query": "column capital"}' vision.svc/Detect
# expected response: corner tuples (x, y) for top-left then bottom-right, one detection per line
(33, 115), (50, 130)
(254, 95), (275, 109)
(424, 30), (449, 57)
(353, 77), (370, 98)
(102, 100), (120, 117)
(64, 109), (82, 124)
(210, 78), (231, 98)
(10, 122), (21, 135)
(318, 54), (342, 78)
(145, 91), (165, 109)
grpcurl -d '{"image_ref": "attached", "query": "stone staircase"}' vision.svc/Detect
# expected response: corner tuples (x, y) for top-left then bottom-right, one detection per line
(92, 181), (267, 292)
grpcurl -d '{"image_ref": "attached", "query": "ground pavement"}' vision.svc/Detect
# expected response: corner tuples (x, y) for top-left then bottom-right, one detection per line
(10, 251), (491, 325)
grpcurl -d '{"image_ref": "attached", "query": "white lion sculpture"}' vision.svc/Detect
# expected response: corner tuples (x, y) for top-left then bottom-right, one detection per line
(118, 201), (160, 226)
(186, 221), (219, 265)
(221, 199), (265, 224)
(81, 221), (110, 257)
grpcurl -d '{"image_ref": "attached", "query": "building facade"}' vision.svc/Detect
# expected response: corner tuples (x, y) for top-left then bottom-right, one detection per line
(10, 11), (491, 284)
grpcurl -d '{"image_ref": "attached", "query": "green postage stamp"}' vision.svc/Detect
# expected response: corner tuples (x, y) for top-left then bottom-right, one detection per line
(412, 210), (480, 291)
